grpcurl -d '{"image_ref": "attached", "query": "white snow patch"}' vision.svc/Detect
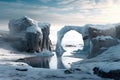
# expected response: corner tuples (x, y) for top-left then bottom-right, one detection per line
(26, 24), (42, 34)
(93, 36), (113, 40)
(89, 24), (115, 30)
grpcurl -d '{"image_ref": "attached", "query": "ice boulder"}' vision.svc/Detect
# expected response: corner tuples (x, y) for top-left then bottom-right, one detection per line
(8, 16), (52, 52)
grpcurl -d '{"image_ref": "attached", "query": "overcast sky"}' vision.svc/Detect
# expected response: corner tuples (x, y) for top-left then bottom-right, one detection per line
(0, 0), (120, 30)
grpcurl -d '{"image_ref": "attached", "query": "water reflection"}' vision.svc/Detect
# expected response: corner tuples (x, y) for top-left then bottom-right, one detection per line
(62, 52), (83, 68)
(16, 49), (83, 69)
(49, 51), (83, 69)
(16, 56), (51, 68)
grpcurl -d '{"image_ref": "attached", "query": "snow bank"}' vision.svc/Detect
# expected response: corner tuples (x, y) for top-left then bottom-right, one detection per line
(72, 44), (120, 74)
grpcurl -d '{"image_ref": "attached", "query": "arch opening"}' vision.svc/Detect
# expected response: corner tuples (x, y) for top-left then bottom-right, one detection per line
(61, 30), (84, 52)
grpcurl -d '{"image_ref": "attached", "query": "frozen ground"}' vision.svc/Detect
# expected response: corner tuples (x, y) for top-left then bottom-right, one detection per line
(0, 30), (115, 80)
(72, 44), (120, 77)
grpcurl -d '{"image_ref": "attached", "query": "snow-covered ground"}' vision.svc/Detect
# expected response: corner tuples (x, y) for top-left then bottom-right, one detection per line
(72, 44), (120, 75)
(0, 29), (115, 80)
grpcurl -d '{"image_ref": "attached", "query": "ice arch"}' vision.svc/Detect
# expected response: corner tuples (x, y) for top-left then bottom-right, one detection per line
(56, 26), (91, 57)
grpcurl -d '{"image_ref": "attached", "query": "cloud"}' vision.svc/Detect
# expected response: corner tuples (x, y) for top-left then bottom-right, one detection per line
(37, 0), (51, 3)
(57, 0), (76, 5)
(58, 0), (120, 23)
(0, 0), (120, 30)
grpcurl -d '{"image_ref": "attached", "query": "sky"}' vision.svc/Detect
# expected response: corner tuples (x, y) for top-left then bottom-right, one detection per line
(0, 0), (120, 30)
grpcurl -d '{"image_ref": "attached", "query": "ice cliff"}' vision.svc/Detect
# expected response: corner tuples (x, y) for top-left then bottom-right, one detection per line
(8, 16), (52, 52)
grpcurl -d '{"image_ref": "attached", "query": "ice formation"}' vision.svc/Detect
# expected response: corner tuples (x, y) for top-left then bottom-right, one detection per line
(8, 16), (52, 52)
(56, 23), (120, 58)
